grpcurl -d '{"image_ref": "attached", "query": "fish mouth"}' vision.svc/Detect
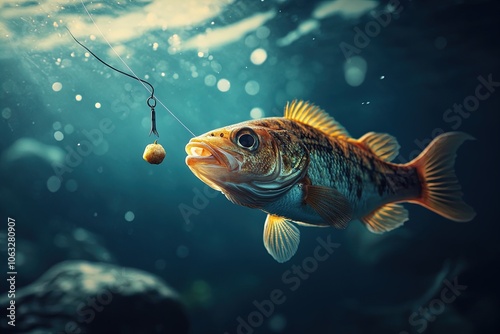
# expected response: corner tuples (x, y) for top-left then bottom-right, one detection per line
(185, 141), (220, 167)
(185, 139), (241, 171)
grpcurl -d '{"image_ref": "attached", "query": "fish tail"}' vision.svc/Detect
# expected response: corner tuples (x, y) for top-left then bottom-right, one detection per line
(408, 131), (476, 222)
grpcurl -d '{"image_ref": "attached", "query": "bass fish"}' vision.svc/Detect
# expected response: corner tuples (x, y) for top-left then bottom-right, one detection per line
(185, 100), (475, 262)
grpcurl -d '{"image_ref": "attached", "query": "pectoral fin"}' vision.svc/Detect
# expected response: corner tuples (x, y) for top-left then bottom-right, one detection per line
(263, 214), (300, 263)
(304, 185), (352, 229)
(361, 203), (409, 233)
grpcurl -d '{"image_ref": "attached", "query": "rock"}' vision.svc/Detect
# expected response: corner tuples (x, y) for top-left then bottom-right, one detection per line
(0, 261), (189, 334)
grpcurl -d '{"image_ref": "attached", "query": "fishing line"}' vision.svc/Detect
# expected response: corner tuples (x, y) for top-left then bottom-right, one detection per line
(77, 0), (196, 138)
(66, 27), (159, 136)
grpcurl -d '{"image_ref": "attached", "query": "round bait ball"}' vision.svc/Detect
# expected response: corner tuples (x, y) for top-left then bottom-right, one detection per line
(143, 140), (166, 164)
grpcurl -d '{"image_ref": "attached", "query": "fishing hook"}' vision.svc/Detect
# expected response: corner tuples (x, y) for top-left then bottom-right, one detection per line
(66, 27), (159, 137)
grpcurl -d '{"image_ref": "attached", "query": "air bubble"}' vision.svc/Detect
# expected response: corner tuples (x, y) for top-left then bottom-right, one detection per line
(245, 81), (260, 95)
(204, 75), (216, 86)
(64, 124), (74, 134)
(125, 211), (135, 222)
(250, 107), (264, 119)
(217, 79), (230, 92)
(250, 48), (267, 65)
(53, 122), (62, 130)
(54, 131), (64, 141)
(47, 176), (61, 192)
(52, 82), (63, 92)
(1, 108), (11, 119)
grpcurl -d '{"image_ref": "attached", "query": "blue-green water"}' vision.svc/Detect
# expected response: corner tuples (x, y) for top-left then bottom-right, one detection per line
(1, 0), (499, 333)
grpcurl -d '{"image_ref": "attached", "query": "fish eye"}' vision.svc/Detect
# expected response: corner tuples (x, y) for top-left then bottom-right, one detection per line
(239, 134), (254, 147)
(235, 128), (259, 150)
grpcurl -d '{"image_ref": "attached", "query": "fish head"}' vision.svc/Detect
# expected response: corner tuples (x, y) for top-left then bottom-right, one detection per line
(185, 120), (309, 208)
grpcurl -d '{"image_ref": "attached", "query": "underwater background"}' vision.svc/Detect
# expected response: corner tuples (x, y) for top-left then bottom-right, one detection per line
(1, 0), (499, 333)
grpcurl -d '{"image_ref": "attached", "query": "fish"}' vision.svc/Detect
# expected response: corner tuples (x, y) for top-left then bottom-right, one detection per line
(185, 100), (475, 262)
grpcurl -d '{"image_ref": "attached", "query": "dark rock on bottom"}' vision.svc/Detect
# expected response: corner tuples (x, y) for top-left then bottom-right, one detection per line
(0, 260), (189, 334)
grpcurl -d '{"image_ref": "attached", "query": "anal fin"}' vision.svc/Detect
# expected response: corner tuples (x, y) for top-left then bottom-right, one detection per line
(263, 214), (300, 263)
(361, 203), (409, 234)
(304, 185), (352, 229)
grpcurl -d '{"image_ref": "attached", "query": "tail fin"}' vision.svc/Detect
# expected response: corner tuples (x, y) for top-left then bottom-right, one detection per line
(408, 132), (476, 222)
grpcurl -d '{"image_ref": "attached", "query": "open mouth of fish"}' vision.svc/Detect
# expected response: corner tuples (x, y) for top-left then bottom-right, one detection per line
(185, 140), (241, 171)
(186, 141), (219, 165)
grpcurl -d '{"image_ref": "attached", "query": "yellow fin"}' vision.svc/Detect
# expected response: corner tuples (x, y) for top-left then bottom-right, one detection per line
(361, 203), (409, 233)
(356, 132), (400, 162)
(263, 214), (300, 263)
(304, 185), (352, 229)
(284, 100), (351, 138)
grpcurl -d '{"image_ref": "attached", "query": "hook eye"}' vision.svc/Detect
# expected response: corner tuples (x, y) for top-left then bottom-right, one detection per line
(147, 96), (157, 108)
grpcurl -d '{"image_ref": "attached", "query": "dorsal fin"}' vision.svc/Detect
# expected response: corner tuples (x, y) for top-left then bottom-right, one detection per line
(356, 132), (400, 162)
(284, 100), (351, 138)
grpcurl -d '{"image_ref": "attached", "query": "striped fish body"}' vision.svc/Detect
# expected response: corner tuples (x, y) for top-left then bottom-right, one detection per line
(261, 118), (421, 229)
